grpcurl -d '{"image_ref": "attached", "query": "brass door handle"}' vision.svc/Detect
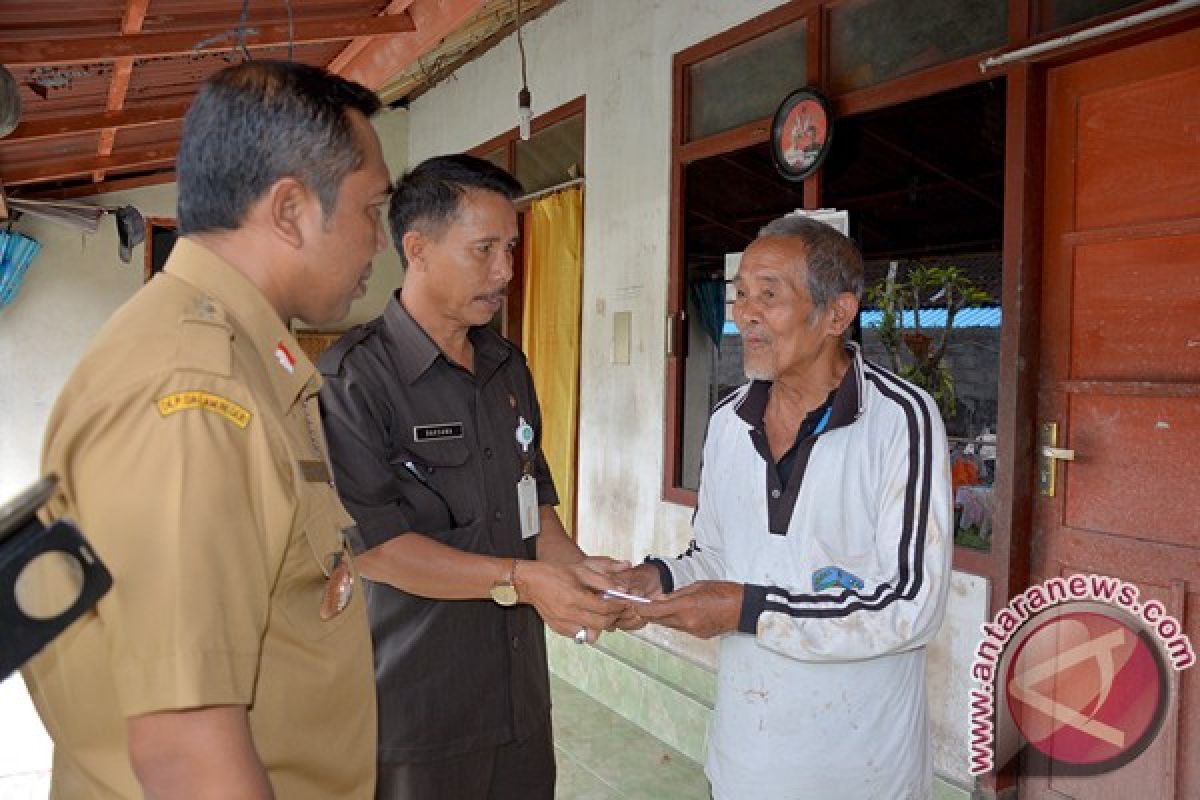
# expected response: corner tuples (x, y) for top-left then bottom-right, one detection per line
(1039, 422), (1074, 497)
(1041, 446), (1075, 461)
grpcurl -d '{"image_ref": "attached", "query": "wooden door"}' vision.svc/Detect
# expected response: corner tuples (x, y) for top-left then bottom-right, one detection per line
(1026, 24), (1200, 799)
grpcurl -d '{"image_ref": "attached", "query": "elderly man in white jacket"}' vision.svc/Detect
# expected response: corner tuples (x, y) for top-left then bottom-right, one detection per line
(623, 213), (952, 800)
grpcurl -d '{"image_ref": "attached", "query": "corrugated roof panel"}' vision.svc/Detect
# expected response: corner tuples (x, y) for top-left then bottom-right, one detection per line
(859, 307), (1002, 328)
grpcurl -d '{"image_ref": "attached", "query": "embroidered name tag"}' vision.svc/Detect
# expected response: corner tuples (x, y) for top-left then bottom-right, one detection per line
(299, 460), (332, 483)
(157, 391), (251, 429)
(413, 422), (464, 442)
(812, 566), (865, 593)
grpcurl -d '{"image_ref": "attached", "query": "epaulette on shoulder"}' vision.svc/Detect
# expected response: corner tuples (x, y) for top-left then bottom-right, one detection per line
(178, 295), (233, 377)
(318, 326), (372, 377)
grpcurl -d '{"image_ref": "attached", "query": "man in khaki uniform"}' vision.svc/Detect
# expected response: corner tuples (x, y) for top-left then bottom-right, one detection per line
(22, 61), (391, 799)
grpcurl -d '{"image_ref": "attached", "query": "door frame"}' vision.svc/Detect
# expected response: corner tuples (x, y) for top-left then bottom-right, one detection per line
(980, 10), (1200, 795)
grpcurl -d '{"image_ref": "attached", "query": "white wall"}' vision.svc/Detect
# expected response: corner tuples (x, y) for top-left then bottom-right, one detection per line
(0, 184), (174, 498)
(404, 0), (991, 785)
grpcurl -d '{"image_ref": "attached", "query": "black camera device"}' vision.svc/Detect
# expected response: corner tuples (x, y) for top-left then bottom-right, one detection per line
(0, 476), (112, 680)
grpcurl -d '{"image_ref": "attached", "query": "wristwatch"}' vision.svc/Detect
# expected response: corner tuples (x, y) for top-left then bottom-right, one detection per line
(490, 559), (520, 606)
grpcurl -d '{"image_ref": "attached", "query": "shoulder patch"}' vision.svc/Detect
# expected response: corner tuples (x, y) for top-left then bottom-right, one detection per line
(157, 391), (251, 429)
(318, 326), (372, 377)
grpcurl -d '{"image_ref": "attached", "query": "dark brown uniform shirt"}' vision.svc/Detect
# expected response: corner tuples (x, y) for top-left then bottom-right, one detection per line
(319, 295), (558, 764)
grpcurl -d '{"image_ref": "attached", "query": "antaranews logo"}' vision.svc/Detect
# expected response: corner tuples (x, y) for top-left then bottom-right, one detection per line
(969, 574), (1195, 777)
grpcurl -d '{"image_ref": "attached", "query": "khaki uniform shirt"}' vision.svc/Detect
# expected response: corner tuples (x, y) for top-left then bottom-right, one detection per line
(319, 297), (556, 764)
(23, 238), (376, 798)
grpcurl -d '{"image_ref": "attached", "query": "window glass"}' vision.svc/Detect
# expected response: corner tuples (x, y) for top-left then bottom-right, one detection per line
(1035, 0), (1144, 33)
(514, 114), (584, 195)
(858, 257), (1001, 552)
(829, 0), (1006, 94)
(687, 18), (807, 141)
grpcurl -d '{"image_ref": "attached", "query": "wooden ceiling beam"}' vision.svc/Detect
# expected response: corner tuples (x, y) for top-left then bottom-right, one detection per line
(327, 0), (418, 75)
(0, 13), (417, 66)
(24, 169), (176, 201)
(3, 147), (177, 185)
(336, 0), (484, 90)
(94, 59), (134, 182)
(3, 104), (190, 144)
(94, 0), (152, 182)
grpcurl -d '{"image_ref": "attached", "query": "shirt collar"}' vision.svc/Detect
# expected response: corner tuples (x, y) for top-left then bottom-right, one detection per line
(382, 292), (512, 384)
(164, 237), (317, 409)
(735, 340), (866, 431)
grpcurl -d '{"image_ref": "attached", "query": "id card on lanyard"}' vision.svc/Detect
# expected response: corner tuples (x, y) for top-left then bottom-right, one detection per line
(515, 415), (540, 539)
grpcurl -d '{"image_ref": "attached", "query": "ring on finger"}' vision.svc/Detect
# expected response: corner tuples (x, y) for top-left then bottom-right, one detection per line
(574, 627), (588, 644)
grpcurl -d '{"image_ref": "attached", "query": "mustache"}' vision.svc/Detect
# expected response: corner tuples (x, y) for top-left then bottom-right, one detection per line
(740, 326), (771, 344)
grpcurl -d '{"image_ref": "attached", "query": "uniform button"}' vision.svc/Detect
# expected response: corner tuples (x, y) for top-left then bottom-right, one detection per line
(770, 488), (781, 499)
(484, 447), (494, 459)
(494, 510), (503, 521)
(511, 636), (520, 650)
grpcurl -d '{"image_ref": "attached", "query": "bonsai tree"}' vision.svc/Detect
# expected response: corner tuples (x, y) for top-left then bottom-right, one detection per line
(865, 262), (990, 421)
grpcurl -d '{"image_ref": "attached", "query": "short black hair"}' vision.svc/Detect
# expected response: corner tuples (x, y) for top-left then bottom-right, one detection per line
(388, 154), (523, 267)
(176, 60), (382, 235)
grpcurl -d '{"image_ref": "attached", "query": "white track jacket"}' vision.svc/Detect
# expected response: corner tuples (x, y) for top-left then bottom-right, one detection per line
(650, 344), (953, 799)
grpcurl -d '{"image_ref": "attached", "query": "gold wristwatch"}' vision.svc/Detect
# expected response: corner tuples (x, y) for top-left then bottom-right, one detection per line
(490, 559), (519, 606)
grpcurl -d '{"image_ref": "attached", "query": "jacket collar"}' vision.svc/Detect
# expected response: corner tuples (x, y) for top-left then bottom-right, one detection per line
(735, 340), (866, 431)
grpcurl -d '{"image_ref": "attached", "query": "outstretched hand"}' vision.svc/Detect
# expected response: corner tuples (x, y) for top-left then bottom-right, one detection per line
(637, 580), (744, 639)
(597, 563), (666, 631)
(515, 560), (625, 644)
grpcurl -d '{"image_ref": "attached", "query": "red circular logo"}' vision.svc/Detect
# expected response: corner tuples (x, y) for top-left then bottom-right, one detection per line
(1004, 610), (1166, 769)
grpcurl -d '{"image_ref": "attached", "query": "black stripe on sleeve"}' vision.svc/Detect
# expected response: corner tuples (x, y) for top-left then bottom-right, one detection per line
(740, 584), (769, 633)
(645, 557), (675, 594)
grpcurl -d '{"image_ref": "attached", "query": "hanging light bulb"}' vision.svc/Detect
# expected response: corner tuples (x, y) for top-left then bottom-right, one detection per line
(518, 86), (532, 141)
(515, 0), (531, 141)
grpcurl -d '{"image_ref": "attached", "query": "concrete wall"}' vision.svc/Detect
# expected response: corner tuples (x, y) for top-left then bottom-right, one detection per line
(403, 0), (989, 788)
(0, 184), (175, 498)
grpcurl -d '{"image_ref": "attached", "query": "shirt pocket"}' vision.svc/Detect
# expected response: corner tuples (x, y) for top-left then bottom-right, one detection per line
(278, 498), (357, 641)
(391, 437), (476, 530)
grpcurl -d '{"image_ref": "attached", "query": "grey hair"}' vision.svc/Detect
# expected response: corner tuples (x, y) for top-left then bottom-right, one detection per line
(757, 214), (864, 311)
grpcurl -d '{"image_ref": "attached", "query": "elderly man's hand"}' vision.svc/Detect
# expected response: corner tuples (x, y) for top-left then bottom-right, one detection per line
(594, 563), (665, 631)
(637, 581), (744, 639)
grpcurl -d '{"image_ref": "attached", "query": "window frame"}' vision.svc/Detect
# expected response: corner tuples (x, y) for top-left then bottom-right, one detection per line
(143, 216), (177, 283)
(663, 0), (1058, 596)
(469, 96), (586, 344)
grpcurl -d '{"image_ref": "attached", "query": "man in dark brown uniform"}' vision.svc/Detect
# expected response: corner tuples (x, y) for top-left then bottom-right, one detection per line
(25, 61), (389, 798)
(319, 155), (627, 800)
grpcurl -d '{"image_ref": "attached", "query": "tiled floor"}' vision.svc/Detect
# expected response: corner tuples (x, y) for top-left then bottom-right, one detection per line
(551, 676), (709, 800)
(0, 674), (707, 799)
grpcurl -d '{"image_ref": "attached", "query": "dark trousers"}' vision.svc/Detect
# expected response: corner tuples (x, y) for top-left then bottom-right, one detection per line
(376, 724), (555, 800)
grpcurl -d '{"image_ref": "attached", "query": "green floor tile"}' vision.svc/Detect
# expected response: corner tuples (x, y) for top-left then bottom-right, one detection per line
(555, 749), (624, 800)
(551, 677), (709, 800)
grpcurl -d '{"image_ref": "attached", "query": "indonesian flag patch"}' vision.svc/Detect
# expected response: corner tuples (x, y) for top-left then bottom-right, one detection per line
(275, 341), (296, 374)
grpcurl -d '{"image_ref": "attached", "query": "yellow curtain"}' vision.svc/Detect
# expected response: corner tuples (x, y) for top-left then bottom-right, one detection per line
(522, 187), (583, 537)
